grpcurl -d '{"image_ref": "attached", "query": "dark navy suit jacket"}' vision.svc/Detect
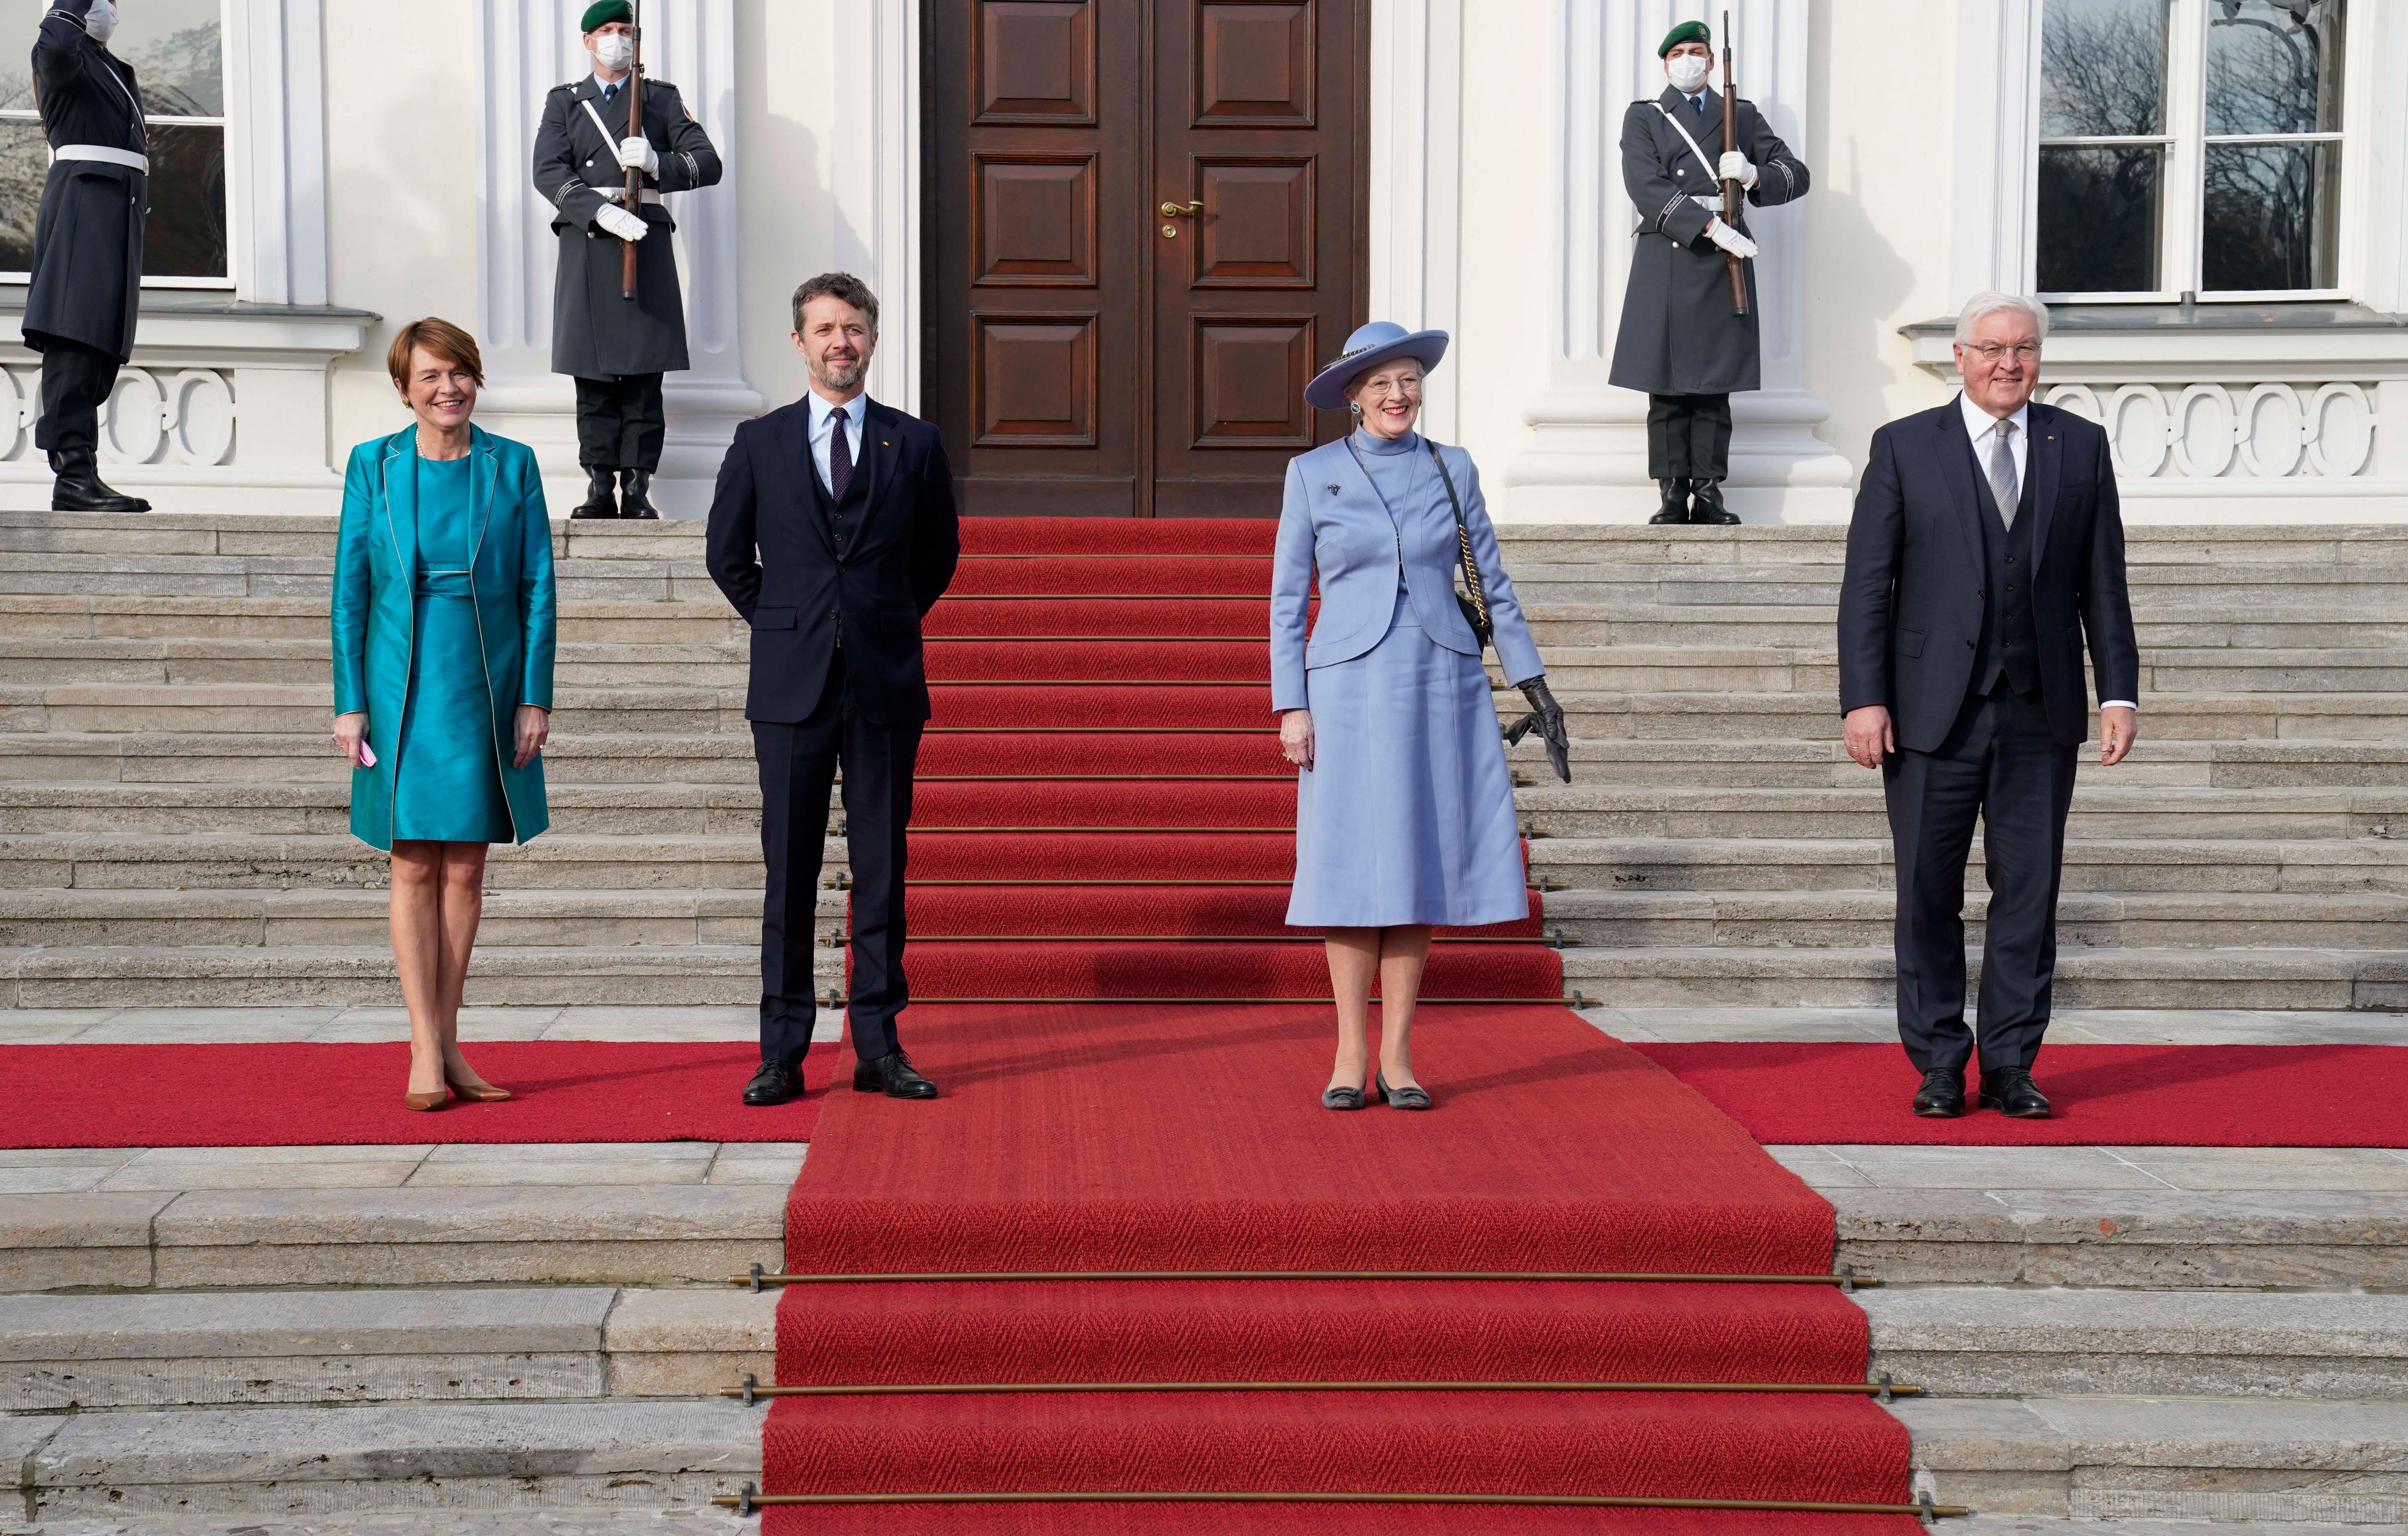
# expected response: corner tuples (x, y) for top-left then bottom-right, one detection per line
(1837, 397), (2138, 752)
(704, 396), (960, 725)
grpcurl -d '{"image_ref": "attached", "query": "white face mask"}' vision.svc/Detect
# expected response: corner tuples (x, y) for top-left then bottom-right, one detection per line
(592, 31), (634, 71)
(1666, 52), (1710, 94)
(84, 0), (119, 45)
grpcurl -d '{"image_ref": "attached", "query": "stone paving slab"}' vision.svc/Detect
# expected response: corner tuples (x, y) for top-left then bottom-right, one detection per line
(18, 1512), (761, 1536)
(26, 1398), (759, 1516)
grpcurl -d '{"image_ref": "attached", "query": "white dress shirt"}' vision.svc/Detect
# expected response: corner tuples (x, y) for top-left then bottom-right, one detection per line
(1959, 393), (2134, 713)
(807, 391), (867, 497)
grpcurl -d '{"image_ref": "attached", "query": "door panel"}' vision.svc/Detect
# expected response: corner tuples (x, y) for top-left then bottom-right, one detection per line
(930, 0), (1362, 517)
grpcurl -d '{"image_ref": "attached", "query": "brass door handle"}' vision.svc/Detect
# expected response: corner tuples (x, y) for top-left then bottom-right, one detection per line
(1159, 200), (1204, 218)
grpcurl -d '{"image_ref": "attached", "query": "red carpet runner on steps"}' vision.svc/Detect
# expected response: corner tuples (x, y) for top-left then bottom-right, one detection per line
(763, 519), (1917, 1531)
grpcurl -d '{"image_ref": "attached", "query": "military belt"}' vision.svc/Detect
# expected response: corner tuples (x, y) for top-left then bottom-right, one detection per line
(49, 144), (148, 174)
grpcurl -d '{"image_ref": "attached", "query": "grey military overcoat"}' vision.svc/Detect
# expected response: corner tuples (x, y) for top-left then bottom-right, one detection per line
(23, 4), (147, 363)
(533, 75), (722, 379)
(1607, 87), (1809, 397)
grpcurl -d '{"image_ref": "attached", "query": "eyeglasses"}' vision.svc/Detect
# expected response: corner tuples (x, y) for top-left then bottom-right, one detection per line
(1355, 375), (1424, 398)
(1962, 342), (2041, 363)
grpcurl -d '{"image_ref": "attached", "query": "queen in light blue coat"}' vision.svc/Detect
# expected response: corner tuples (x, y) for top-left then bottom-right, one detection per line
(1272, 322), (1568, 1113)
(330, 320), (555, 1112)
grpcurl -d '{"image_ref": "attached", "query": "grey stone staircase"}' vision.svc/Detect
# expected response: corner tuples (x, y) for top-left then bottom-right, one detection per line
(4, 510), (2407, 1529)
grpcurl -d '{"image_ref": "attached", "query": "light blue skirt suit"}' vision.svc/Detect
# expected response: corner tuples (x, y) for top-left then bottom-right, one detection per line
(330, 425), (556, 852)
(1271, 428), (1546, 928)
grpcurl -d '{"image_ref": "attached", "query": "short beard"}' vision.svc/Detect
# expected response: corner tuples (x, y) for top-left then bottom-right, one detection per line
(812, 354), (867, 394)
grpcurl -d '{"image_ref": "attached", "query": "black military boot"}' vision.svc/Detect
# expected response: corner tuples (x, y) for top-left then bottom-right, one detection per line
(1649, 477), (1690, 525)
(1689, 478), (1741, 525)
(49, 449), (148, 513)
(571, 466), (617, 520)
(618, 468), (659, 521)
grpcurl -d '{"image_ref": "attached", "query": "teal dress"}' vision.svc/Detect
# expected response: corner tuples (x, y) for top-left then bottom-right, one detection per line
(331, 425), (555, 852)
(394, 453), (516, 843)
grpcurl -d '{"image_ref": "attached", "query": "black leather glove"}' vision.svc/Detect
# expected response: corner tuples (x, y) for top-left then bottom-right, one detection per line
(1505, 676), (1570, 783)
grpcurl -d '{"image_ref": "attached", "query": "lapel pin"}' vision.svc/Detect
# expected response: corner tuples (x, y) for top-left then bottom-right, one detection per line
(1325, 483), (1340, 495)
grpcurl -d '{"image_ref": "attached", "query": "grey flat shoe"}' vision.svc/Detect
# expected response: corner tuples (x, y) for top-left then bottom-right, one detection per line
(1377, 1069), (1432, 1111)
(1321, 1083), (1365, 1110)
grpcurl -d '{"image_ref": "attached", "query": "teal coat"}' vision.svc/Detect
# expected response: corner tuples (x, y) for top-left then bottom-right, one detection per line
(331, 425), (557, 851)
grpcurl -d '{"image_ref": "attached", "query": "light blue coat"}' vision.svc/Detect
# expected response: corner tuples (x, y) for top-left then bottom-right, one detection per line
(330, 425), (557, 852)
(1269, 435), (1543, 712)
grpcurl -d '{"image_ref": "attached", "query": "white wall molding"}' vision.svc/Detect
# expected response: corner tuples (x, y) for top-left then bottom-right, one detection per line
(227, 0), (330, 306)
(1499, 0), (1848, 523)
(472, 0), (760, 519)
(1369, 0), (1463, 442)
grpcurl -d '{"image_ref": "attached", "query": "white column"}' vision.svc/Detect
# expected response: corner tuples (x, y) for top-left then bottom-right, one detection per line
(472, 0), (760, 518)
(833, 0), (922, 414)
(1369, 0), (1464, 441)
(1501, 0), (1850, 523)
(227, 0), (330, 306)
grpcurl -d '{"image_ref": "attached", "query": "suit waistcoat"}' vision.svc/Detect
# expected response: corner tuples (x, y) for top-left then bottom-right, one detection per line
(1969, 438), (2042, 699)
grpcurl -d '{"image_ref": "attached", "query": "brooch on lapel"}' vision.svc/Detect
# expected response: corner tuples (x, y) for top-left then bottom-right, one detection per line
(1325, 483), (1341, 496)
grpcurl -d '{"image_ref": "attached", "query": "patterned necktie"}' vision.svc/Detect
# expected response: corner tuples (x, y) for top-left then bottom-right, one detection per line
(602, 83), (617, 109)
(1989, 419), (2019, 530)
(828, 409), (855, 503)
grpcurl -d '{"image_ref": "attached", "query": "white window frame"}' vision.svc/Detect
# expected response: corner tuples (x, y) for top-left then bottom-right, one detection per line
(2032, 0), (2367, 305)
(0, 0), (236, 291)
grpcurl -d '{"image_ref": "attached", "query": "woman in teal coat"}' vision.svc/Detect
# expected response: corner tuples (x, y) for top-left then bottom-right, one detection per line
(331, 318), (556, 1110)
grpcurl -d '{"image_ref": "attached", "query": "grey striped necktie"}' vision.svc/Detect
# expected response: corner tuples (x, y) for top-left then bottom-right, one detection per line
(1988, 418), (2020, 530)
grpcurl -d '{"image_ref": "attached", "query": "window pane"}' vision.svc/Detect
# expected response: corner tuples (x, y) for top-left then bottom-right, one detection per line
(0, 0), (222, 116)
(2041, 0), (2171, 137)
(2038, 144), (2164, 292)
(0, 118), (43, 271)
(2205, 0), (2343, 136)
(142, 121), (225, 278)
(2203, 140), (2340, 290)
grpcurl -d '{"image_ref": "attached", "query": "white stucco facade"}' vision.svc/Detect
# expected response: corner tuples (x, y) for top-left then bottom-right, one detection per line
(1, 0), (2401, 521)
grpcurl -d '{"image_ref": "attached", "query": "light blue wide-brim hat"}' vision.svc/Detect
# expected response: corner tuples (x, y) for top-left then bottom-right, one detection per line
(1303, 320), (1450, 412)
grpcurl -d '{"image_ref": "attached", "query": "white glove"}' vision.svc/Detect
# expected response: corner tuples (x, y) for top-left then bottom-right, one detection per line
(595, 203), (649, 243)
(616, 135), (659, 176)
(1705, 218), (1759, 260)
(1717, 150), (1758, 189)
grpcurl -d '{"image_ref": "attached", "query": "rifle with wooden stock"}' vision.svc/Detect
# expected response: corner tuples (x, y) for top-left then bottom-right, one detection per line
(620, 0), (644, 300)
(1720, 11), (1749, 316)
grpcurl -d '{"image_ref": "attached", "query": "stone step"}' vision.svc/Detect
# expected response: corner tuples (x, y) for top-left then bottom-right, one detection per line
(0, 1283), (777, 1409)
(1509, 647), (2408, 697)
(0, 729), (768, 784)
(1528, 835), (2408, 894)
(1551, 945), (2406, 1010)
(1862, 1287), (2408, 1402)
(1500, 737), (2408, 790)
(8, 1396), (757, 1518)
(0, 886), (791, 950)
(1523, 600), (2408, 651)
(0, 1184), (786, 1291)
(0, 592), (749, 644)
(2, 1516), (2390, 1536)
(1898, 1394), (2408, 1524)
(1515, 784), (2408, 840)
(1, 780), (2400, 841)
(1544, 889), (2408, 951)
(0, 636), (756, 688)
(1538, 691), (2408, 742)
(0, 937), (2394, 1009)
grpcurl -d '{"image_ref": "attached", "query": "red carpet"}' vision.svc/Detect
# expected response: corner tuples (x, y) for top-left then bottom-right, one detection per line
(1636, 1041), (2408, 1147)
(761, 520), (1915, 1530)
(0, 1042), (824, 1147)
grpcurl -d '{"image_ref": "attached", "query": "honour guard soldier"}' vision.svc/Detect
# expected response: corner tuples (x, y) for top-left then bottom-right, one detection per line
(533, 0), (721, 520)
(1609, 20), (1809, 526)
(26, 0), (150, 513)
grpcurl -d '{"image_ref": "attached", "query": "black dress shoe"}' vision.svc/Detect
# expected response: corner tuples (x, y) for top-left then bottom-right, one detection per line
(1649, 477), (1692, 524)
(1978, 1065), (2052, 1118)
(50, 449), (148, 513)
(1688, 478), (1741, 525)
(1911, 1067), (1965, 1118)
(619, 468), (660, 520)
(571, 465), (617, 519)
(741, 1060), (803, 1106)
(853, 1048), (938, 1099)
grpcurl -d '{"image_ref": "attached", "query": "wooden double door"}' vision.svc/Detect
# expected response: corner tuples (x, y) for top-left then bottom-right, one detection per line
(927, 0), (1368, 517)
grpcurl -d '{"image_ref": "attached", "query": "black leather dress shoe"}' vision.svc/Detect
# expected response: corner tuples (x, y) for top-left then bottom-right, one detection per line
(853, 1048), (938, 1099)
(741, 1060), (803, 1106)
(1649, 477), (1692, 525)
(1911, 1067), (1966, 1118)
(1978, 1065), (2052, 1118)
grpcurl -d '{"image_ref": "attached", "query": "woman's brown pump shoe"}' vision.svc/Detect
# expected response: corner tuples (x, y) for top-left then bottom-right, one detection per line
(403, 1086), (450, 1112)
(444, 1075), (511, 1103)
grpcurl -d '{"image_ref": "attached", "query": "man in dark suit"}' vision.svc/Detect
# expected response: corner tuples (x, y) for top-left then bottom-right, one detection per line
(706, 273), (960, 1107)
(1837, 291), (2139, 1120)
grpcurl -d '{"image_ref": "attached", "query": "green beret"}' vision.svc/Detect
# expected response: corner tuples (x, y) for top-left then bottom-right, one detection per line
(1658, 20), (1711, 56)
(580, 1), (632, 33)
